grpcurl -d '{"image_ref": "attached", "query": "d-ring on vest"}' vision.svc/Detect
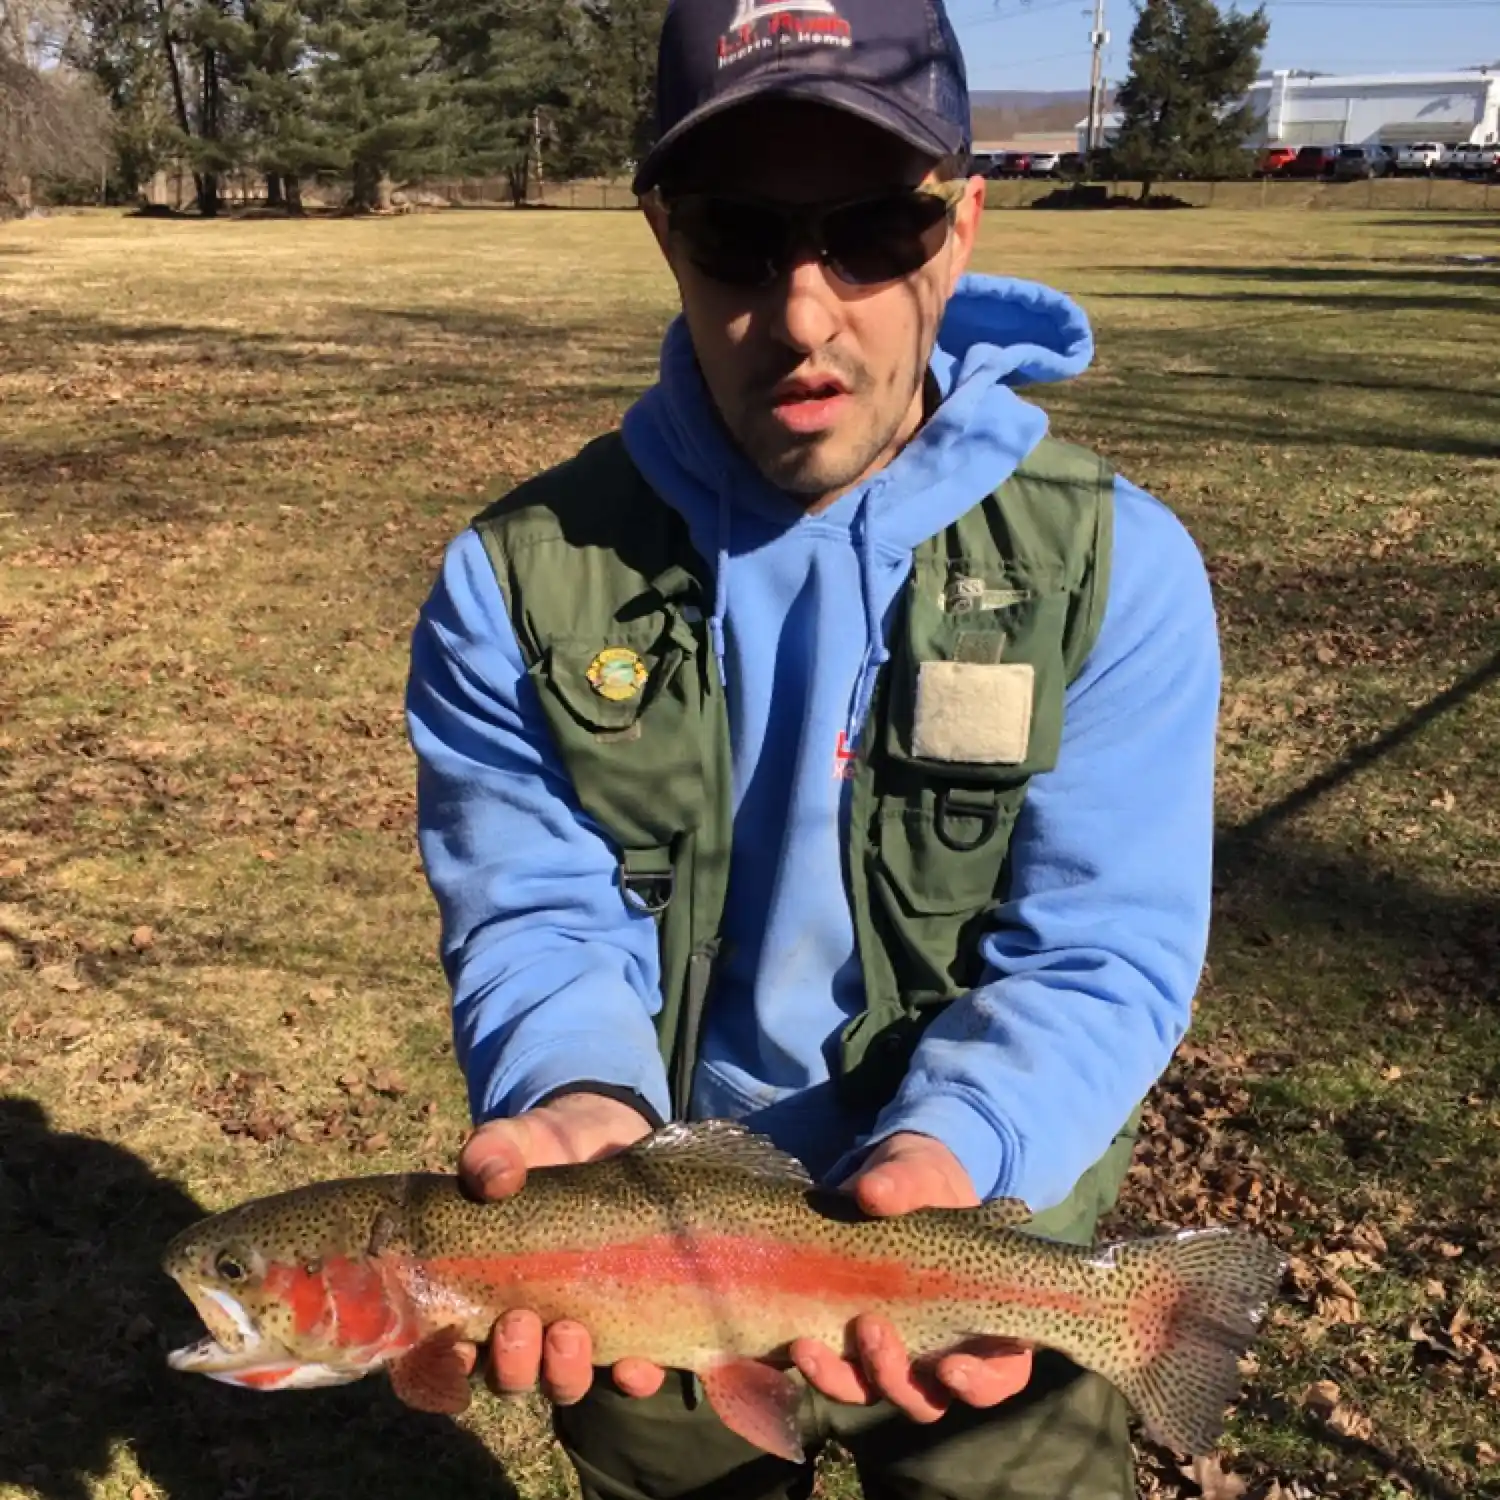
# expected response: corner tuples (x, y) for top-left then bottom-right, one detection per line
(473, 431), (1139, 1244)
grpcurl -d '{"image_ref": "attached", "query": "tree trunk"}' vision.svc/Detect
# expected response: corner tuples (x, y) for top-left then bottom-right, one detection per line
(266, 172), (283, 207)
(154, 0), (203, 211)
(350, 159), (380, 211)
(1138, 175), (1154, 203)
(506, 161), (528, 206)
(284, 176), (303, 215)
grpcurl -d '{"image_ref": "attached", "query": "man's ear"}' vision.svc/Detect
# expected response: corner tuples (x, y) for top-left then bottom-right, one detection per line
(944, 175), (986, 295)
(641, 191), (672, 259)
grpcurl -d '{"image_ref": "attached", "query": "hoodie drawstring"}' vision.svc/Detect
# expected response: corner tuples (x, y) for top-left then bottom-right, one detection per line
(846, 487), (890, 750)
(709, 486), (731, 691)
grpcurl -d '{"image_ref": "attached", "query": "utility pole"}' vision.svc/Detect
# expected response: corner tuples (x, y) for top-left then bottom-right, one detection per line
(1083, 0), (1108, 160)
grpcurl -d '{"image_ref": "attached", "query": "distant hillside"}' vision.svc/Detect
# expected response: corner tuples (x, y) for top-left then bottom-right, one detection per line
(970, 88), (1112, 141)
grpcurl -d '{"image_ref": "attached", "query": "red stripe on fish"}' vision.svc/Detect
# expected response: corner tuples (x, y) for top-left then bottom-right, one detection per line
(326, 1257), (400, 1348)
(262, 1262), (331, 1338)
(416, 1235), (1103, 1319)
(228, 1365), (303, 1389)
(261, 1256), (416, 1355)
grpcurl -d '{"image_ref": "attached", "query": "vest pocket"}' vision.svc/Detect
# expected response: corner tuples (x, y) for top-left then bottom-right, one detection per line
(873, 790), (1029, 917)
(533, 630), (687, 735)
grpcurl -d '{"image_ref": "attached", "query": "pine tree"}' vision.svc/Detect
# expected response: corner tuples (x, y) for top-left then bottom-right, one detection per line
(225, 0), (319, 209)
(563, 0), (667, 177)
(1111, 0), (1268, 200)
(423, 0), (575, 203)
(305, 0), (449, 210)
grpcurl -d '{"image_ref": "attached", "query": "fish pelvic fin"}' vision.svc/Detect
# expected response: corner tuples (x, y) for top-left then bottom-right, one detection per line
(697, 1356), (807, 1464)
(388, 1326), (476, 1415)
(1101, 1227), (1286, 1456)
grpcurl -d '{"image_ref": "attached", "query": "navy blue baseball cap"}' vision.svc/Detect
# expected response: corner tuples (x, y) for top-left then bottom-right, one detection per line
(632, 0), (972, 196)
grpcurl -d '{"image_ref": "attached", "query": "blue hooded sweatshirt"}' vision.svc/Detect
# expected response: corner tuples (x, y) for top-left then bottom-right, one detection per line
(406, 273), (1219, 1214)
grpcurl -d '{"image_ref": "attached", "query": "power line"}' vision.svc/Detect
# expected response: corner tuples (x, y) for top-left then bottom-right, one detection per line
(1261, 0), (1498, 8)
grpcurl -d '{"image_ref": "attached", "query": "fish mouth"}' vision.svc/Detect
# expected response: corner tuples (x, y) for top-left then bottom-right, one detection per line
(168, 1332), (244, 1373)
(167, 1283), (270, 1371)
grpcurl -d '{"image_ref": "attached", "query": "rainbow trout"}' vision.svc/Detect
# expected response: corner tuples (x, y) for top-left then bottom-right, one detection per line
(164, 1121), (1285, 1459)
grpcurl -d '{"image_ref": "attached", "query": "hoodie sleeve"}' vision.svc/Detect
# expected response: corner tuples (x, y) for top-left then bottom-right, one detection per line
(405, 527), (673, 1128)
(865, 477), (1219, 1212)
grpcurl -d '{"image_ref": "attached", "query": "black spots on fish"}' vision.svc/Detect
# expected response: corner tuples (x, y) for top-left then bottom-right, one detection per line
(1104, 1227), (1286, 1456)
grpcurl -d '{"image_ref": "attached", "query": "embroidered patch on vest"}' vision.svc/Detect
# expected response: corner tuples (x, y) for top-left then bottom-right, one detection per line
(586, 647), (649, 702)
(912, 661), (1034, 764)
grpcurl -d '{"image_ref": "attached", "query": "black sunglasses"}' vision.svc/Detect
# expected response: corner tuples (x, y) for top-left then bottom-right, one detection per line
(663, 180), (967, 290)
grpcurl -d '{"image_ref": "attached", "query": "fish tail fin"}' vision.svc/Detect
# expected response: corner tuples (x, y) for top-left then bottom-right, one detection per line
(1100, 1227), (1286, 1456)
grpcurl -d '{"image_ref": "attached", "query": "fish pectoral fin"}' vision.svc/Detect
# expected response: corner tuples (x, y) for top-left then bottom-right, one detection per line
(697, 1357), (806, 1464)
(388, 1326), (476, 1415)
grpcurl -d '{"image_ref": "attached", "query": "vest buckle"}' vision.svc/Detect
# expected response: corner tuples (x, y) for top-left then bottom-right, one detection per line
(620, 861), (675, 915)
(933, 786), (1000, 853)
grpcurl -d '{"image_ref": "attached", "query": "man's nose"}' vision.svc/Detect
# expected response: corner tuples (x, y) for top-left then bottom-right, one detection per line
(767, 252), (842, 353)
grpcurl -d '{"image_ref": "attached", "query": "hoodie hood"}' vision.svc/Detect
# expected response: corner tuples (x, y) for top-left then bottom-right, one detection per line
(621, 272), (1095, 724)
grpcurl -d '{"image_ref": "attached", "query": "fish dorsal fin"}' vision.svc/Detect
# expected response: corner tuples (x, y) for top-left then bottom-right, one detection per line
(627, 1121), (813, 1186)
(973, 1196), (1034, 1230)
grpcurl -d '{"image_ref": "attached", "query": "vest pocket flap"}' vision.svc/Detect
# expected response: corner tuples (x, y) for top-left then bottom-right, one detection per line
(885, 590), (1070, 778)
(534, 634), (685, 733)
(873, 793), (1027, 916)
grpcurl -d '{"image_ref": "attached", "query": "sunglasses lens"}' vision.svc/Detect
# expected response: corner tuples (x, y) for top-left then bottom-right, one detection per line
(824, 192), (954, 285)
(671, 198), (786, 288)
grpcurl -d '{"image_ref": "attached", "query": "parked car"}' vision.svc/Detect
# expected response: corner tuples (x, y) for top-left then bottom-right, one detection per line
(986, 152), (1032, 179)
(1449, 141), (1497, 177)
(1332, 144), (1395, 180)
(1054, 151), (1088, 180)
(1395, 142), (1447, 174)
(1256, 145), (1298, 177)
(1026, 151), (1063, 178)
(1281, 145), (1339, 179)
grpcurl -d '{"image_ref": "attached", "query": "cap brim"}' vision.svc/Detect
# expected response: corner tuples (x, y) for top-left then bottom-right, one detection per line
(631, 76), (964, 196)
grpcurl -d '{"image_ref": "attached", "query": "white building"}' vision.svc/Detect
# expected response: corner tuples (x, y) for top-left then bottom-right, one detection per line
(1078, 68), (1500, 151)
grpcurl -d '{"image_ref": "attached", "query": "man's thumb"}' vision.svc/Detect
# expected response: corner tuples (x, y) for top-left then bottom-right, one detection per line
(459, 1119), (529, 1200)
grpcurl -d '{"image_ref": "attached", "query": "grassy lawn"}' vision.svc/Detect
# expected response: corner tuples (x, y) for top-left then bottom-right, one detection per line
(1, 203), (1496, 1500)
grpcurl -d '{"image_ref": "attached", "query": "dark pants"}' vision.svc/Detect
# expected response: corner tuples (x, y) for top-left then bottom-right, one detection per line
(553, 1353), (1134, 1500)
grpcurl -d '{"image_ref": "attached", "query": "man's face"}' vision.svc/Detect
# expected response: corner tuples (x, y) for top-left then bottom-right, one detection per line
(645, 101), (985, 509)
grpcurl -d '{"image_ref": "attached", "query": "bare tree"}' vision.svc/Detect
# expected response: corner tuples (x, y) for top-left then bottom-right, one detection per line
(0, 0), (110, 209)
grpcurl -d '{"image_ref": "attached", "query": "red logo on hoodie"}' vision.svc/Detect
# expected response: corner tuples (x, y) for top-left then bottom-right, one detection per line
(833, 730), (859, 781)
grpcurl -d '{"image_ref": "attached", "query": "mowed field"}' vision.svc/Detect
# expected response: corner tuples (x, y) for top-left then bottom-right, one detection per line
(1, 205), (1497, 1500)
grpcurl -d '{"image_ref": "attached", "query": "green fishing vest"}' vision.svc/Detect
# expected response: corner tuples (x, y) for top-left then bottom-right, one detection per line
(472, 431), (1140, 1243)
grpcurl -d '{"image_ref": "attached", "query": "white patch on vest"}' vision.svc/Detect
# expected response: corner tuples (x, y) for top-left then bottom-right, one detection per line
(912, 661), (1035, 765)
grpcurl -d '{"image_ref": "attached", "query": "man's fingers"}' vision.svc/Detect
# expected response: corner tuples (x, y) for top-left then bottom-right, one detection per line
(789, 1337), (877, 1405)
(852, 1163), (910, 1218)
(611, 1357), (667, 1398)
(541, 1319), (595, 1406)
(936, 1348), (1034, 1408)
(487, 1308), (543, 1396)
(854, 1317), (949, 1423)
(460, 1121), (530, 1200)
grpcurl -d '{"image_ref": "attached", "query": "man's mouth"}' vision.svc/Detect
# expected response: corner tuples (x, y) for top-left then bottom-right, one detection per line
(769, 376), (851, 434)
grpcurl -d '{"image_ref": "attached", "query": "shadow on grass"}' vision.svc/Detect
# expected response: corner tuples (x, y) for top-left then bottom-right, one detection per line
(1094, 288), (1497, 316)
(1232, 1392), (1472, 1500)
(0, 1095), (521, 1500)
(1106, 263), (1500, 291)
(1222, 650), (1500, 854)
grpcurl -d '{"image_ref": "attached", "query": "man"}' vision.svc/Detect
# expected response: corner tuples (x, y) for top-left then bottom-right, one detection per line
(404, 0), (1219, 1495)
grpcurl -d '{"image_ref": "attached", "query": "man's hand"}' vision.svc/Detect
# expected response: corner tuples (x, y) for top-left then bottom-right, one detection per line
(789, 1132), (1035, 1422)
(457, 1092), (667, 1405)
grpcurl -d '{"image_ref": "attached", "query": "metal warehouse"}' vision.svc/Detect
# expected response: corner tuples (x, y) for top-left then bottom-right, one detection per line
(1083, 68), (1500, 151)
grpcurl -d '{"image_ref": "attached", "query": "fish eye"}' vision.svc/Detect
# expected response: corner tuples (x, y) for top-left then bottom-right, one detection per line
(215, 1251), (248, 1283)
